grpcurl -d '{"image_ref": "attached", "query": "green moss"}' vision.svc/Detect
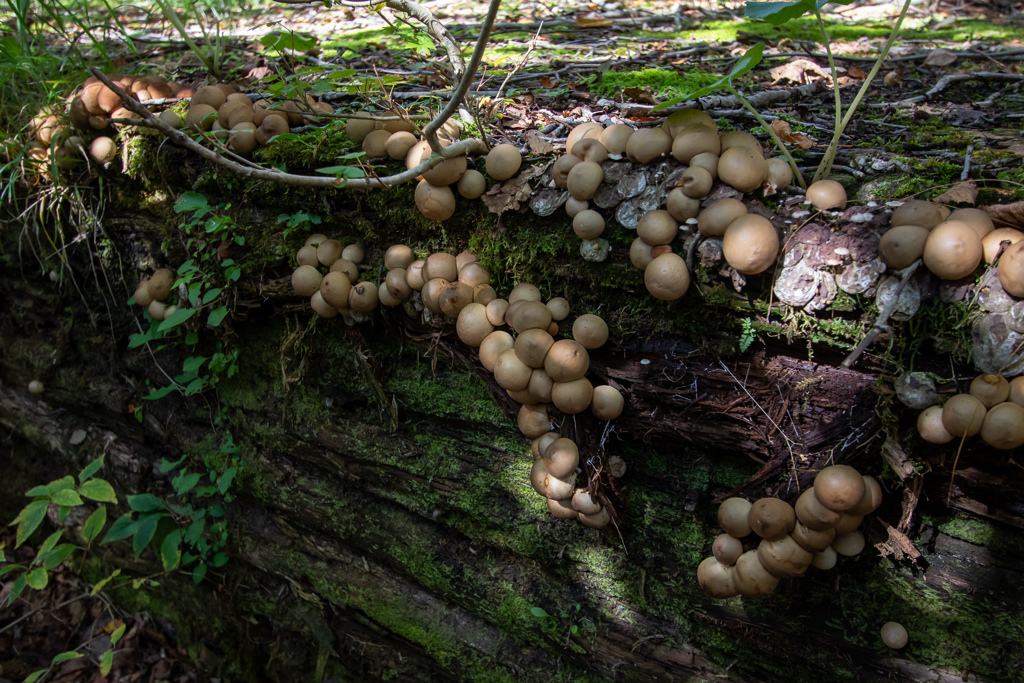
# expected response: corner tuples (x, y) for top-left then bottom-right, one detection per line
(590, 67), (720, 98)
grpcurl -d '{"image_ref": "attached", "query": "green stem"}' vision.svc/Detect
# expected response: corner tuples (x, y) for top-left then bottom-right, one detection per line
(726, 83), (806, 189)
(814, 6), (842, 132)
(813, 0), (913, 183)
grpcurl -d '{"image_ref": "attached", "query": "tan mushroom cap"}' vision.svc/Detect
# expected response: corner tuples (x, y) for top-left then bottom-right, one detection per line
(748, 498), (796, 540)
(565, 122), (603, 153)
(543, 437), (579, 479)
(941, 393), (987, 437)
(384, 244), (415, 270)
(664, 109), (716, 138)
(923, 220), (983, 280)
(495, 349), (533, 390)
(881, 622), (909, 649)
(794, 487), (841, 530)
(485, 144), (522, 180)
(625, 127), (672, 164)
(637, 210), (679, 246)
(948, 208), (994, 239)
(832, 530), (866, 556)
(551, 377), (594, 414)
(547, 497), (578, 519)
(997, 240), (1024, 296)
(879, 225), (929, 270)
(757, 534), (813, 578)
(544, 471), (576, 500)
(517, 403), (552, 438)
(478, 331), (514, 372)
(848, 475), (883, 517)
(414, 180), (455, 221)
(791, 520), (837, 553)
(722, 215), (778, 275)
(544, 339), (590, 382)
(718, 497), (753, 538)
(712, 533), (743, 566)
(982, 227), (1024, 265)
(917, 404), (954, 444)
(566, 160), (604, 200)
(811, 546), (838, 570)
(698, 198), (747, 237)
(644, 253), (690, 301)
(571, 488), (602, 515)
(733, 549), (779, 597)
(806, 179), (847, 211)
(892, 200), (943, 229)
(813, 465), (866, 512)
(456, 303), (493, 346)
(571, 138), (608, 163)
(697, 557), (739, 599)
(591, 385), (624, 420)
(970, 373), (1010, 407)
(980, 401), (1024, 450)
(292, 265), (324, 298)
(457, 169), (487, 199)
(666, 188), (700, 222)
(573, 210), (605, 240)
(578, 507), (611, 528)
(515, 328), (555, 368)
(319, 271), (352, 308)
(718, 146), (768, 193)
(572, 314), (608, 349)
(599, 123), (634, 154)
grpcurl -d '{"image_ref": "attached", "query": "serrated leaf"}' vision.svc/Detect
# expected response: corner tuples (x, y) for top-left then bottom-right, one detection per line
(161, 530), (182, 571)
(13, 500), (49, 548)
(100, 648), (114, 676)
(128, 493), (166, 512)
(111, 622), (127, 646)
(101, 515), (138, 544)
(78, 455), (105, 484)
(90, 568), (121, 595)
(79, 479), (117, 503)
(42, 544), (77, 570)
(51, 489), (82, 506)
(132, 514), (159, 557)
(207, 306), (229, 327)
(158, 307), (197, 332)
(25, 567), (48, 589)
(52, 651), (84, 663)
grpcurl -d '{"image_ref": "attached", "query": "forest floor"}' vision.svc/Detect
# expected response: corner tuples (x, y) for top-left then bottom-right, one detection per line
(5, 0), (1024, 680)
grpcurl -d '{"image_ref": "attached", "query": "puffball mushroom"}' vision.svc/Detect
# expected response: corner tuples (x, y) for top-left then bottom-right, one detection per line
(794, 487), (841, 530)
(573, 210), (605, 240)
(712, 533), (743, 566)
(881, 622), (909, 649)
(971, 373), (1010, 407)
(757, 534), (813, 578)
(997, 240), (1024, 296)
(509, 283), (542, 304)
(548, 497), (578, 519)
(148, 268), (175, 301)
(518, 403), (552, 438)
(697, 557), (739, 599)
(319, 271), (352, 308)
(666, 188), (700, 222)
(422, 154), (467, 187)
(982, 227), (1024, 264)
(892, 200), (943, 229)
(764, 158), (793, 194)
(572, 488), (602, 515)
(486, 144), (522, 180)
(348, 281), (379, 312)
(331, 258), (360, 283)
(733, 550), (779, 597)
(384, 244), (415, 270)
(980, 401), (1024, 449)
(572, 314), (609, 349)
(565, 122), (602, 153)
(421, 278), (449, 313)
(415, 180), (455, 221)
(456, 303), (493, 346)
(663, 108), (716, 138)
(566, 161), (604, 200)
(544, 339), (590, 382)
(457, 169), (486, 199)
(310, 291), (338, 318)
(679, 166), (713, 199)
(551, 377), (594, 414)
(133, 280), (153, 307)
(833, 512), (864, 535)
(515, 328), (555, 368)
(543, 438), (579, 479)
(578, 507), (611, 528)
(495, 349), (533, 391)
(485, 299), (509, 326)
(544, 471), (577, 500)
(671, 129), (721, 164)
(880, 225), (929, 270)
(644, 253), (690, 301)
(599, 123), (634, 154)
(748, 498), (796, 540)
(813, 465), (866, 512)
(849, 476), (883, 517)
(386, 131), (418, 160)
(811, 546), (838, 570)
(478, 331), (514, 372)
(317, 239), (344, 266)
(948, 207), (994, 239)
(28, 380), (44, 394)
(591, 386), (624, 420)
(805, 179), (847, 211)
(439, 281), (474, 318)
(722, 215), (779, 275)
(917, 404), (954, 444)
(942, 393), (987, 437)
(718, 497), (753, 538)
(791, 520), (837, 553)
(718, 146), (768, 193)
(530, 460), (549, 496)
(698, 199), (747, 237)
(572, 138), (608, 164)
(923, 220), (983, 280)
(637, 210), (679, 246)
(546, 297), (570, 321)
(89, 136), (116, 163)
(361, 129), (391, 158)
(625, 127), (672, 164)
(832, 530), (866, 556)
(533, 431), (561, 460)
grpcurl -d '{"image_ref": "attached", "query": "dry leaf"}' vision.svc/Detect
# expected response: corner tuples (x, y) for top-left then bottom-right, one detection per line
(769, 59), (831, 86)
(924, 48), (958, 67)
(848, 66), (867, 80)
(984, 202), (1024, 230)
(540, 75), (555, 88)
(769, 119), (814, 149)
(932, 181), (978, 205)
(524, 130), (554, 155)
(481, 164), (547, 215)
(576, 14), (613, 28)
(622, 86), (656, 105)
(883, 70), (902, 86)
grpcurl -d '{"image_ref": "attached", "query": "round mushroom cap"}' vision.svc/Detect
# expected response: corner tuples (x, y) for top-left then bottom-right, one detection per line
(485, 298), (509, 326)
(813, 465), (866, 512)
(806, 179), (847, 211)
(566, 161), (604, 200)
(578, 507), (611, 528)
(881, 622), (909, 649)
(733, 549), (779, 597)
(544, 339), (590, 382)
(629, 238), (657, 270)
(811, 546), (838, 570)
(757, 534), (813, 578)
(571, 488), (602, 515)
(317, 239), (344, 266)
(517, 403), (552, 438)
(133, 280), (153, 307)
(982, 227), (1024, 264)
(511, 301), (552, 333)
(89, 136), (117, 163)
(256, 114), (290, 144)
(671, 128), (720, 164)
(545, 471), (577, 501)
(565, 122), (602, 153)
(543, 437), (579, 479)
(457, 169), (487, 199)
(530, 459), (549, 496)
(848, 476), (884, 517)
(765, 158), (793, 193)
(478, 331), (514, 372)
(591, 385), (624, 420)
(547, 497), (578, 519)
(599, 123), (634, 154)
(361, 129), (391, 158)
(718, 497), (753, 537)
(923, 220), (983, 280)
(330, 258), (360, 284)
(917, 404), (954, 444)
(531, 431), (560, 461)
(310, 290), (339, 318)
(644, 253), (690, 301)
(486, 143), (522, 181)
(414, 180), (455, 221)
(794, 487), (842, 530)
(295, 245), (319, 267)
(679, 166), (713, 198)
(625, 127), (672, 164)
(573, 209), (605, 240)
(832, 530), (866, 556)
(148, 268), (175, 301)
(948, 207), (994, 239)
(748, 498), (796, 540)
(552, 154), (581, 189)
(941, 393), (987, 437)
(551, 377), (594, 414)
(546, 297), (570, 321)
(571, 138), (608, 163)
(495, 349), (533, 391)
(319, 271), (352, 308)
(384, 244), (415, 270)
(573, 314), (609, 349)
(997, 240), (1024, 296)
(970, 373), (1010, 407)
(666, 188), (700, 222)
(718, 146), (768, 193)
(515, 328), (555, 368)
(422, 154), (467, 186)
(565, 197), (588, 218)
(719, 130), (761, 153)
(439, 281), (474, 318)
(722, 214), (779, 275)
(712, 533), (743, 566)
(385, 131), (418, 160)
(892, 200), (943, 229)
(690, 152), (719, 181)
(28, 379), (45, 394)
(637, 210), (679, 246)
(664, 109), (716, 138)
(791, 520), (837, 553)
(185, 103), (217, 132)
(342, 243), (364, 264)
(698, 198), (747, 237)
(697, 557), (739, 599)
(458, 262), (490, 288)
(980, 401), (1024, 450)
(348, 281), (379, 312)
(456, 303), (493, 346)
(880, 225), (929, 270)
(833, 512), (864, 535)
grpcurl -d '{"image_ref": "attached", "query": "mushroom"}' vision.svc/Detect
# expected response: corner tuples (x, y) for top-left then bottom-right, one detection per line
(813, 465), (866, 512)
(361, 129), (391, 158)
(457, 169), (487, 199)
(791, 520), (837, 553)
(578, 507), (611, 528)
(548, 497), (578, 519)
(663, 109), (716, 138)
(892, 200), (942, 229)
(518, 403), (552, 438)
(319, 271), (351, 308)
(532, 431), (560, 460)
(811, 546), (838, 570)
(544, 471), (576, 500)
(848, 476), (883, 517)
(941, 393), (987, 437)
(917, 404), (954, 444)
(544, 339), (590, 382)
(543, 438), (579, 479)
(764, 158), (793, 194)
(712, 533), (743, 566)
(572, 314), (608, 349)
(690, 152), (719, 181)
(552, 154), (581, 188)
(805, 179), (847, 211)
(486, 144), (522, 180)
(28, 380), (44, 394)
(722, 215), (778, 275)
(515, 328), (555, 368)
(718, 146), (768, 193)
(879, 225), (929, 270)
(414, 180), (455, 221)
(530, 459), (549, 496)
(330, 259), (360, 283)
(697, 557), (739, 599)
(719, 130), (761, 153)
(757, 534), (812, 578)
(348, 281), (378, 312)
(733, 550), (779, 597)
(794, 487), (841, 530)
(980, 401), (1024, 449)
(456, 303), (493, 346)
(997, 240), (1024, 296)
(573, 210), (605, 240)
(385, 245), (415, 270)
(600, 123), (634, 154)
(748, 498), (796, 540)
(698, 199), (747, 237)
(637, 210), (679, 246)
(566, 161), (604, 200)
(666, 188), (700, 222)
(551, 377), (594, 414)
(421, 277), (449, 313)
(510, 301), (552, 333)
(630, 238), (657, 270)
(833, 512), (864, 535)
(148, 268), (175, 300)
(386, 131), (418, 160)
(923, 220), (983, 280)
(679, 166), (713, 198)
(422, 154), (467, 186)
(439, 281), (474, 318)
(625, 127), (672, 164)
(485, 299), (510, 326)
(832, 530), (866, 556)
(881, 622), (909, 649)
(948, 208), (994, 239)
(565, 197), (588, 218)
(572, 488), (602, 515)
(546, 297), (570, 321)
(644, 253), (690, 301)
(571, 138), (608, 164)
(425, 253), (458, 282)
(982, 227), (1024, 264)
(317, 239), (344, 266)
(565, 122), (603, 153)
(671, 128), (721, 164)
(310, 291), (339, 318)
(458, 262), (490, 287)
(718, 497), (753, 537)
(495, 349), (533, 390)
(970, 373), (1010, 407)
(478, 331), (514, 372)
(591, 385), (623, 420)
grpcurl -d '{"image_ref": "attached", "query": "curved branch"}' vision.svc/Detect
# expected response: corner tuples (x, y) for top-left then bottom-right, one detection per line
(421, 0), (501, 153)
(90, 69), (487, 191)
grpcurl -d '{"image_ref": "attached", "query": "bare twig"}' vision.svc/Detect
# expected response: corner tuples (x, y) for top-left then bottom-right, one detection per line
(495, 21), (543, 100)
(841, 260), (923, 369)
(926, 71), (1024, 98)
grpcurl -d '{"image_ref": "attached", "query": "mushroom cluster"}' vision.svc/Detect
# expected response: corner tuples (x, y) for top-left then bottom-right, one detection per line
(555, 114), (788, 299)
(697, 464), (881, 598)
(916, 372), (1024, 449)
(291, 235), (371, 320)
(132, 268), (178, 321)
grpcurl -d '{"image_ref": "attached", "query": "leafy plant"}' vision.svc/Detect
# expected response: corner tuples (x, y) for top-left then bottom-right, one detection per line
(278, 210), (322, 241)
(739, 317), (758, 353)
(153, 0), (227, 78)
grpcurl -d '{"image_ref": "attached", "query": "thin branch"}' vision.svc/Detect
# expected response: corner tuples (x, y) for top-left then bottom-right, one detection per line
(90, 69), (487, 191)
(841, 260), (923, 369)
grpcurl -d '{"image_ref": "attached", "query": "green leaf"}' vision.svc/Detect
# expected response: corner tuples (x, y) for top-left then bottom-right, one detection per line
(7, 574), (26, 606)
(46, 476), (76, 494)
(161, 530), (182, 571)
(142, 385), (176, 401)
(132, 514), (160, 557)
(158, 307), (197, 332)
(173, 472), (202, 495)
(212, 551), (228, 567)
(201, 288), (222, 304)
(111, 622), (127, 646)
(530, 607), (549, 618)
(174, 191), (209, 214)
(316, 165), (350, 175)
(25, 485), (50, 497)
(128, 331), (152, 349)
(36, 530), (63, 559)
(183, 378), (205, 396)
(24, 670), (47, 683)
(209, 504), (225, 518)
(102, 515), (139, 544)
(13, 500), (49, 548)
(90, 568), (121, 595)
(193, 562), (208, 583)
(52, 651), (84, 664)
(25, 567), (48, 589)
(652, 43), (765, 111)
(745, 0), (852, 25)
(184, 516), (206, 545)
(51, 489), (83, 506)
(159, 453), (188, 473)
(128, 493), (166, 512)
(79, 479), (117, 503)
(0, 564), (21, 578)
(218, 466), (238, 495)
(100, 648), (114, 676)
(207, 306), (229, 327)
(78, 455), (105, 483)
(42, 544), (77, 570)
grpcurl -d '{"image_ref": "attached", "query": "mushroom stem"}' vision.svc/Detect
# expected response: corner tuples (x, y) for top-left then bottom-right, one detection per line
(724, 82), (806, 189)
(841, 259), (923, 370)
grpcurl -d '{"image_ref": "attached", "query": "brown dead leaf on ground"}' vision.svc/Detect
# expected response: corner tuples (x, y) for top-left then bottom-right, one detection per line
(848, 66), (867, 79)
(923, 48), (958, 67)
(576, 14), (613, 28)
(985, 201), (1024, 229)
(622, 86), (656, 104)
(933, 181), (977, 205)
(482, 163), (548, 215)
(769, 119), (813, 149)
(524, 130), (554, 155)
(769, 58), (832, 86)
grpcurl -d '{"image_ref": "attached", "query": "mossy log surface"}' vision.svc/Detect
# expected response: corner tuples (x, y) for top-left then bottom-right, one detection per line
(2, 141), (1024, 683)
